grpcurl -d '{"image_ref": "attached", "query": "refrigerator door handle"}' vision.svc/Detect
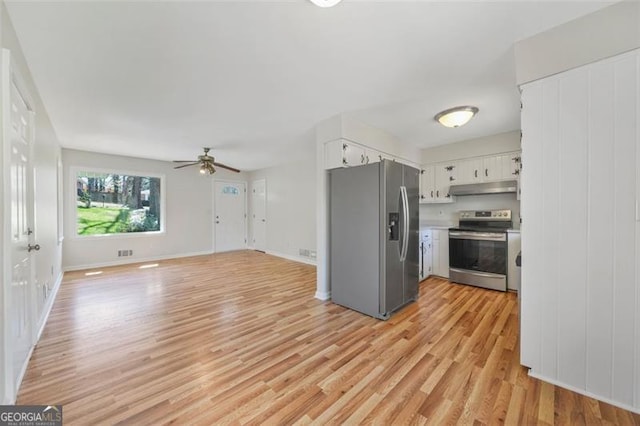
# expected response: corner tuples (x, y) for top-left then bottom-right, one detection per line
(399, 186), (409, 262)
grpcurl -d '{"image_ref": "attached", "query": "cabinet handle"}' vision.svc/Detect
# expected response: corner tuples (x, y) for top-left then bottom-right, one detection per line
(474, 170), (478, 178)
(361, 154), (365, 164)
(431, 190), (434, 198)
(379, 155), (383, 161)
(436, 190), (439, 198)
(420, 195), (425, 199)
(485, 168), (488, 177)
(449, 176), (455, 181)
(343, 143), (348, 151)
(342, 158), (347, 166)
(366, 155), (370, 164)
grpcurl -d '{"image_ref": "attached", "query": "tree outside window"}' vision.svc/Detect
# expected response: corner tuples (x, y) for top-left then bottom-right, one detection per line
(75, 170), (163, 236)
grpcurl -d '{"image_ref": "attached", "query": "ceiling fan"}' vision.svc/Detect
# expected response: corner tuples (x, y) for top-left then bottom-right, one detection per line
(173, 148), (240, 175)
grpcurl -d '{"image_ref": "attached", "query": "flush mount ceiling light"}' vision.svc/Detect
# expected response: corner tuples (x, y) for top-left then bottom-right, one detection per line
(434, 106), (479, 128)
(308, 0), (343, 7)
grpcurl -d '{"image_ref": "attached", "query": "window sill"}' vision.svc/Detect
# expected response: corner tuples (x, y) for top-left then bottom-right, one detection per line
(71, 231), (166, 241)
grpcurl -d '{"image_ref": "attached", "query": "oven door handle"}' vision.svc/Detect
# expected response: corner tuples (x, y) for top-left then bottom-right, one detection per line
(449, 231), (506, 242)
(449, 268), (506, 279)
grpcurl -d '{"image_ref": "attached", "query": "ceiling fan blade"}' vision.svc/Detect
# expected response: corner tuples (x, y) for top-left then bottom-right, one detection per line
(173, 160), (198, 163)
(213, 162), (240, 173)
(174, 162), (200, 169)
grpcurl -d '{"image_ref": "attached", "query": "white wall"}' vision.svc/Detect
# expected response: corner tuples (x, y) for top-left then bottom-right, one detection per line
(421, 130), (520, 165)
(515, 0), (640, 85)
(0, 1), (62, 404)
(248, 153), (316, 264)
(62, 148), (250, 270)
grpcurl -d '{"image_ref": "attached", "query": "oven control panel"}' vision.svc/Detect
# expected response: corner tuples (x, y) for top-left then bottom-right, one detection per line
(459, 210), (511, 220)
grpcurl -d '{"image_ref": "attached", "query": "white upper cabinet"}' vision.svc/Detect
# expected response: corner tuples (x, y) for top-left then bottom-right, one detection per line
(419, 166), (435, 202)
(457, 158), (483, 184)
(433, 162), (457, 202)
(420, 162), (457, 203)
(483, 152), (520, 181)
(324, 139), (416, 170)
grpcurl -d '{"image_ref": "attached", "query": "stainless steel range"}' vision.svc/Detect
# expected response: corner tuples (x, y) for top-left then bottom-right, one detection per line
(449, 209), (512, 292)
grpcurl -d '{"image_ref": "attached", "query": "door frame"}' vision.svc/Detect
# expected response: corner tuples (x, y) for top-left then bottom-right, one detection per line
(251, 178), (267, 252)
(1, 48), (37, 404)
(212, 179), (248, 253)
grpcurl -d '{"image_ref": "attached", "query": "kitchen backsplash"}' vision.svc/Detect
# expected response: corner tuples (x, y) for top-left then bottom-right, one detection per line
(419, 193), (520, 228)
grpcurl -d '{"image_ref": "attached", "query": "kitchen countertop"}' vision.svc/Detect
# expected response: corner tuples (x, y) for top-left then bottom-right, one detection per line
(420, 221), (454, 230)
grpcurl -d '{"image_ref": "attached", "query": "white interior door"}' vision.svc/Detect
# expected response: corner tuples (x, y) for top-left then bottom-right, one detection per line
(214, 181), (247, 252)
(251, 179), (266, 252)
(8, 70), (36, 393)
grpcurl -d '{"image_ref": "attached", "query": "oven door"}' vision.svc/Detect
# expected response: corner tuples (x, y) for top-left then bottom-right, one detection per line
(449, 231), (508, 291)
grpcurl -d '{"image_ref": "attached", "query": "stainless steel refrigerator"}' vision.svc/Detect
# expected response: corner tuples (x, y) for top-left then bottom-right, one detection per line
(330, 160), (420, 320)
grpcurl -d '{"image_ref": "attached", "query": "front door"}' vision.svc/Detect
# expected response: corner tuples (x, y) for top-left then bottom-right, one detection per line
(251, 179), (266, 252)
(8, 63), (36, 393)
(214, 181), (247, 252)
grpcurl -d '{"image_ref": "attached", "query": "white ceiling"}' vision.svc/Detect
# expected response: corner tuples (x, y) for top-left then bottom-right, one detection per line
(6, 0), (614, 170)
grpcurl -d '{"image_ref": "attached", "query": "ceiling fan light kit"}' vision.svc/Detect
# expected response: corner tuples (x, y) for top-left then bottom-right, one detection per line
(173, 147), (240, 175)
(434, 106), (479, 128)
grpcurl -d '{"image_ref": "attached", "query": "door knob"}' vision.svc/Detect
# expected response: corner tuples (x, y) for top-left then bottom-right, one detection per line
(27, 244), (40, 252)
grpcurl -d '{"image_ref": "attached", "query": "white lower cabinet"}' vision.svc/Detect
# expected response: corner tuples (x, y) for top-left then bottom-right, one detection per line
(419, 230), (432, 280)
(431, 229), (449, 278)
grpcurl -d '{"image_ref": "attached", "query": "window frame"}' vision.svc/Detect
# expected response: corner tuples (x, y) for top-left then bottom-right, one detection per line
(70, 166), (166, 240)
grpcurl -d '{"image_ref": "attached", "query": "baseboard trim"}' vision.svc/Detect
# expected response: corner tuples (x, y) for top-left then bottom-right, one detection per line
(314, 290), (331, 301)
(36, 272), (63, 342)
(63, 250), (215, 272)
(265, 250), (317, 266)
(11, 344), (34, 405)
(528, 370), (640, 415)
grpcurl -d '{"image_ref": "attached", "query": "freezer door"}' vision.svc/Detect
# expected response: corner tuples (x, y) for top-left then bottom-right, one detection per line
(330, 164), (381, 318)
(403, 165), (420, 302)
(381, 160), (405, 315)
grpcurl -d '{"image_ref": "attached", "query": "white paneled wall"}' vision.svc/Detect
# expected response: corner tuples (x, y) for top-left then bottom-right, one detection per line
(521, 48), (640, 412)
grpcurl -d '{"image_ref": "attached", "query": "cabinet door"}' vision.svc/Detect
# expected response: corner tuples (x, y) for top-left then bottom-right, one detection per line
(505, 152), (522, 180)
(457, 158), (483, 184)
(432, 238), (441, 276)
(434, 163), (456, 201)
(363, 148), (382, 165)
(420, 166), (435, 202)
(424, 236), (433, 276)
(343, 142), (366, 167)
(482, 155), (499, 180)
(438, 230), (450, 278)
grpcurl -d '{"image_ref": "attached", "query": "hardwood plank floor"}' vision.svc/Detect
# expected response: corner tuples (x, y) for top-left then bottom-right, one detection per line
(18, 250), (640, 425)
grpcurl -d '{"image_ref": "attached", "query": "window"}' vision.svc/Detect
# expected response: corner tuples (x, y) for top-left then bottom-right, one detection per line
(75, 169), (164, 236)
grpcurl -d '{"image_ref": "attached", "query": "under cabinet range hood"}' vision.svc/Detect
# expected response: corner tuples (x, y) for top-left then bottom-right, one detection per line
(448, 180), (518, 196)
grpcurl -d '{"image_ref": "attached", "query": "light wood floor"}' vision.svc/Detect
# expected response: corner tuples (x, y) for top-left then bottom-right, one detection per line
(18, 250), (640, 425)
